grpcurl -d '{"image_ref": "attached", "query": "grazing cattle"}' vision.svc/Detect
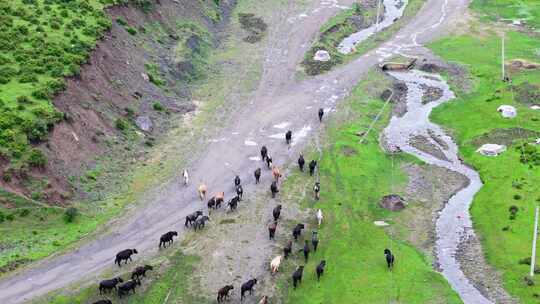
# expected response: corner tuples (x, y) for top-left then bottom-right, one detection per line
(270, 255), (283, 274)
(159, 231), (178, 249)
(272, 205), (282, 221)
(268, 221), (278, 240)
(261, 146), (268, 161)
(313, 182), (320, 200)
(240, 278), (258, 301)
(215, 192), (225, 209)
(236, 184), (243, 200)
(92, 300), (112, 304)
(301, 240), (310, 263)
(259, 296), (269, 304)
(254, 168), (261, 184)
(292, 223), (305, 241)
(316, 209), (323, 227)
(234, 175), (241, 187)
(115, 249), (137, 267)
(292, 266), (304, 289)
(316, 260), (326, 281)
(284, 240), (292, 259)
(207, 197), (217, 209)
(217, 285), (234, 303)
(311, 231), (319, 252)
(272, 166), (282, 183)
(185, 210), (203, 227)
(270, 181), (279, 198)
(266, 156), (273, 169)
(198, 183), (208, 201)
(318, 108), (324, 122)
(183, 169), (189, 186)
(118, 279), (139, 297)
(194, 215), (210, 231)
(309, 160), (317, 176)
(285, 130), (292, 145)
(99, 277), (123, 294)
(228, 196), (240, 211)
(298, 154), (305, 171)
(384, 249), (395, 270)
(132, 265), (153, 281)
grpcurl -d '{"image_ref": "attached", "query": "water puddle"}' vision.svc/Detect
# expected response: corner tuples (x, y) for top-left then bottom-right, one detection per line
(338, 0), (408, 54)
(383, 70), (491, 304)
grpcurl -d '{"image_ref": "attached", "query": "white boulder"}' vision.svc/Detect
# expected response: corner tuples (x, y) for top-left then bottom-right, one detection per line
(476, 144), (507, 156)
(531, 105), (540, 110)
(313, 50), (331, 62)
(497, 105), (517, 118)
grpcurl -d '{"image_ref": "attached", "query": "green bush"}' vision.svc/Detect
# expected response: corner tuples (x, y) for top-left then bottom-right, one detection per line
(27, 149), (47, 167)
(19, 208), (30, 217)
(152, 102), (164, 111)
(0, 211), (5, 223)
(126, 26), (137, 35)
(116, 18), (127, 26)
(64, 207), (78, 223)
(115, 118), (129, 131)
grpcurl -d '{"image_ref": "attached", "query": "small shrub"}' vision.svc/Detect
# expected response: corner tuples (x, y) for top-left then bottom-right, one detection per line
(115, 118), (129, 131)
(126, 27), (137, 35)
(152, 102), (164, 111)
(27, 149), (47, 167)
(116, 18), (127, 26)
(16, 96), (32, 104)
(6, 214), (14, 221)
(19, 209), (30, 217)
(64, 207), (78, 223)
(514, 194), (522, 200)
(502, 226), (510, 231)
(2, 172), (12, 183)
(519, 257), (532, 265)
(524, 276), (535, 286)
(31, 191), (42, 201)
(0, 211), (5, 223)
(52, 240), (61, 246)
(509, 205), (519, 220)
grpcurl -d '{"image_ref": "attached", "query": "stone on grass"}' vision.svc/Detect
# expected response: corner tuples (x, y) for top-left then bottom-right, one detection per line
(379, 194), (406, 211)
(135, 116), (153, 132)
(476, 144), (506, 156)
(497, 105), (517, 118)
(313, 50), (331, 62)
(374, 220), (390, 226)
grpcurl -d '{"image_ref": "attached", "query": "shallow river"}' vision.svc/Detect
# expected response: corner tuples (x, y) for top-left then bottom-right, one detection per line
(383, 70), (491, 304)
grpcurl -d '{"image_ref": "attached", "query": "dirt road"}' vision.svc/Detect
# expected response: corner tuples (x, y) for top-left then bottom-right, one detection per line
(0, 0), (470, 303)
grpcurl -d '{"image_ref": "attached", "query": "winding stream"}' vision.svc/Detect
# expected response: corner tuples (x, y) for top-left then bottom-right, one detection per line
(337, 0), (408, 54)
(383, 70), (491, 304)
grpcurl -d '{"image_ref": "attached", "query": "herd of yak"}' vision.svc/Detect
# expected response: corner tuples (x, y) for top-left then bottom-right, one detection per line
(91, 109), (396, 304)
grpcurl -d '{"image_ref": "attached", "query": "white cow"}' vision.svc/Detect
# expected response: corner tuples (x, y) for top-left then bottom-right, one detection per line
(316, 209), (323, 227)
(270, 255), (283, 274)
(182, 169), (189, 186)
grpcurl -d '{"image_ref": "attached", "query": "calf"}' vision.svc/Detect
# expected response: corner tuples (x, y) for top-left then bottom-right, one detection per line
(292, 223), (305, 241)
(270, 181), (279, 198)
(272, 205), (282, 221)
(217, 285), (234, 303)
(301, 240), (310, 263)
(316, 260), (326, 281)
(92, 300), (112, 304)
(285, 130), (292, 145)
(316, 209), (323, 227)
(384, 249), (395, 270)
(268, 221), (278, 240)
(283, 240), (292, 259)
(254, 168), (261, 184)
(99, 277), (123, 294)
(194, 215), (210, 231)
(207, 197), (217, 209)
(261, 146), (268, 161)
(292, 266), (304, 289)
(311, 231), (319, 252)
(270, 255), (283, 274)
(266, 156), (273, 169)
(185, 210), (203, 227)
(215, 192), (224, 209)
(234, 175), (241, 187)
(228, 196), (240, 211)
(236, 184), (243, 200)
(318, 108), (324, 122)
(298, 154), (305, 171)
(115, 249), (137, 267)
(132, 265), (153, 281)
(159, 231), (178, 249)
(240, 278), (258, 301)
(313, 182), (320, 200)
(309, 160), (317, 176)
(118, 279), (140, 297)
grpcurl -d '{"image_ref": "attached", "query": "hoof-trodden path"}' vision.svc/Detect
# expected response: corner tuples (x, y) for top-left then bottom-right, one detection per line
(0, 0), (479, 303)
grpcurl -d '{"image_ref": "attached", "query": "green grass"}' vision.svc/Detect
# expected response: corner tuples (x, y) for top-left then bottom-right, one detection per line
(429, 29), (540, 302)
(471, 0), (540, 28)
(38, 251), (209, 304)
(279, 72), (461, 303)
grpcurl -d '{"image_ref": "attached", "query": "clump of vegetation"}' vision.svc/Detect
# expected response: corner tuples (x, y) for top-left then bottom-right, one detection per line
(517, 143), (540, 167)
(509, 205), (519, 220)
(115, 118), (129, 131)
(519, 257), (532, 265)
(144, 63), (166, 86)
(238, 13), (267, 43)
(172, 22), (212, 82)
(64, 207), (78, 223)
(152, 101), (164, 111)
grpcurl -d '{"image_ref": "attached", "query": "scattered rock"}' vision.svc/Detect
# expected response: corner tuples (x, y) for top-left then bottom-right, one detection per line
(507, 59), (540, 70)
(476, 144), (506, 156)
(410, 135), (449, 161)
(313, 50), (331, 62)
(420, 84), (443, 104)
(379, 194), (406, 211)
(141, 73), (149, 81)
(135, 116), (153, 132)
(419, 63), (442, 73)
(497, 105), (517, 118)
